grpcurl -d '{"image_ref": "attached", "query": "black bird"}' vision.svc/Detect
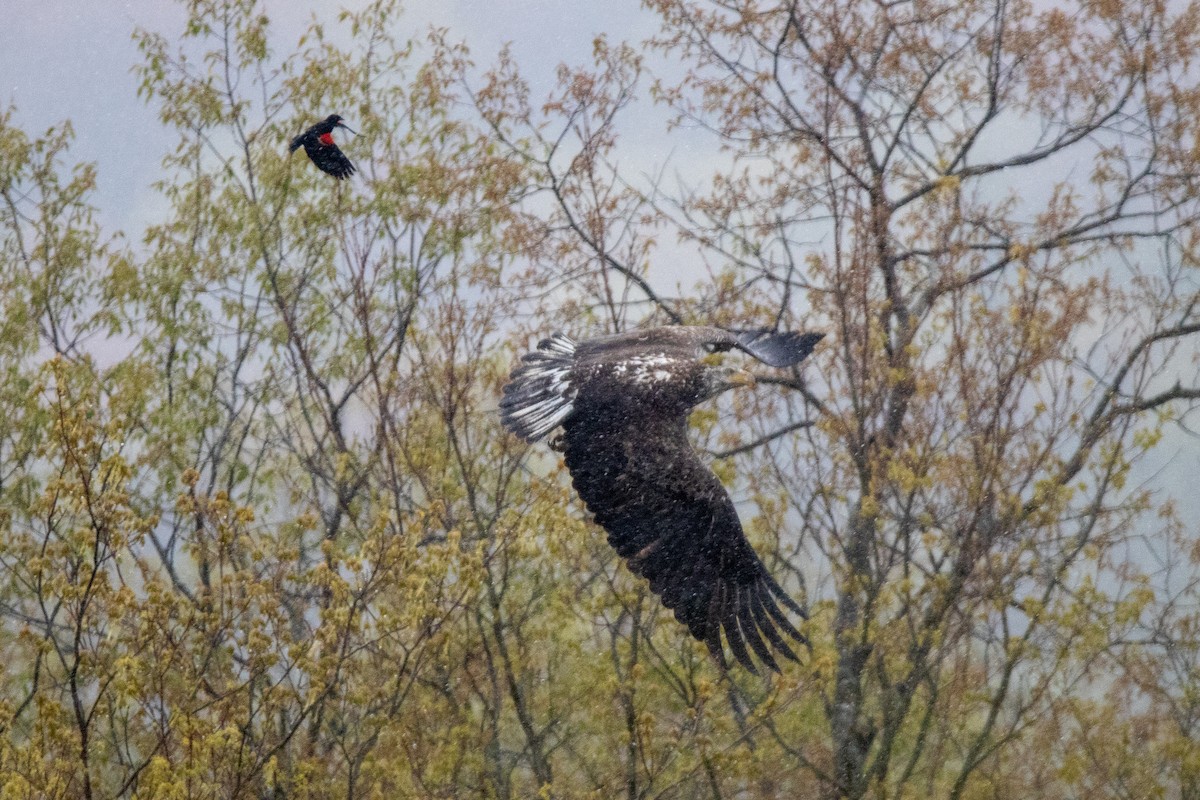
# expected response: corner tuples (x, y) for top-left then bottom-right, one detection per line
(289, 114), (357, 179)
(500, 325), (824, 672)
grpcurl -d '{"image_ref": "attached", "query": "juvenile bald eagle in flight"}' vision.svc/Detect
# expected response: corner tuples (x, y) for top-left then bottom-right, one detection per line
(500, 326), (823, 672)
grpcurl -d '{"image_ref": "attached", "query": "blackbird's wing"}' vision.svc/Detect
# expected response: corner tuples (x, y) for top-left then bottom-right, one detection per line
(561, 412), (806, 673)
(302, 139), (356, 179)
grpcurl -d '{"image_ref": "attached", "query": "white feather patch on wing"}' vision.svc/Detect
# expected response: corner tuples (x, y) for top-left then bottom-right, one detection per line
(623, 354), (678, 385)
(499, 333), (579, 442)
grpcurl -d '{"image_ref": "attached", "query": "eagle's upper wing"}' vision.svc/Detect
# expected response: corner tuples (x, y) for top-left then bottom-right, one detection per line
(571, 326), (825, 369)
(303, 140), (357, 179)
(561, 410), (807, 673)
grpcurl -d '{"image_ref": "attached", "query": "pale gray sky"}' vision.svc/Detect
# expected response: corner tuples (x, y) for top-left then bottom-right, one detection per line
(1, 0), (657, 234)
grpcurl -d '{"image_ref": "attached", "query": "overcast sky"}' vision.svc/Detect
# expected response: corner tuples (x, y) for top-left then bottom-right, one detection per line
(4, 1), (1198, 524)
(1, 0), (662, 234)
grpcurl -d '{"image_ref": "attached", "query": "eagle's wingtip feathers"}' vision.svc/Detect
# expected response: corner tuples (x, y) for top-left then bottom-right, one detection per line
(736, 329), (825, 368)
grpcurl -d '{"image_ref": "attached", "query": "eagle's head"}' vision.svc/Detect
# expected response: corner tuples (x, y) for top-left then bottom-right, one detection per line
(692, 363), (756, 404)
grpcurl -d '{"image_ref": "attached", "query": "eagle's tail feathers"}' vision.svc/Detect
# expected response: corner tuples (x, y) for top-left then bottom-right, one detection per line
(500, 333), (578, 442)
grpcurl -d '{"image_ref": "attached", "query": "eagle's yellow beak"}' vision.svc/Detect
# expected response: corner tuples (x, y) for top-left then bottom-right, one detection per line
(727, 367), (757, 388)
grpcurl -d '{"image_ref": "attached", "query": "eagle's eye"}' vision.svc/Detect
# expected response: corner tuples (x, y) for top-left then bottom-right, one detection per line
(702, 342), (718, 354)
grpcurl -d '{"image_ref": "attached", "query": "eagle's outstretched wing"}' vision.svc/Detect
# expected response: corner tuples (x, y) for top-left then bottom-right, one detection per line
(561, 407), (806, 673)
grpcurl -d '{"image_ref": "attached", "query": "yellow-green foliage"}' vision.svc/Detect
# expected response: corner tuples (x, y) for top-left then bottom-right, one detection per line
(4, 0), (1200, 798)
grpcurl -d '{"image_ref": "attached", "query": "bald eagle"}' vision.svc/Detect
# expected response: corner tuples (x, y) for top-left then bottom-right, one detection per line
(500, 326), (823, 673)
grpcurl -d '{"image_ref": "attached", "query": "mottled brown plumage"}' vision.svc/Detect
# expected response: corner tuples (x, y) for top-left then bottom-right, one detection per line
(500, 325), (823, 672)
